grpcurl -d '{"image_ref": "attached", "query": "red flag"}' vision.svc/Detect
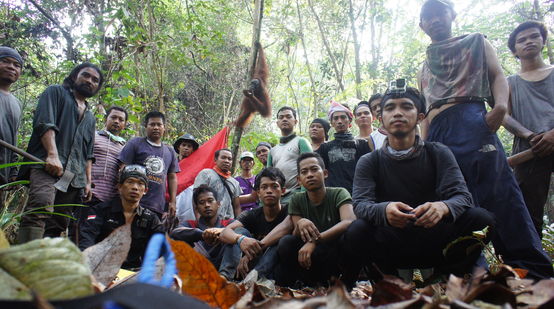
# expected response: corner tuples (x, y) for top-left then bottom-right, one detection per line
(175, 127), (229, 195)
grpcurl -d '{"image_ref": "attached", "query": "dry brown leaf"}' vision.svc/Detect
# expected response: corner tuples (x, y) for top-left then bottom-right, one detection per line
(517, 279), (554, 307)
(169, 238), (240, 309)
(370, 274), (413, 306)
(83, 224), (132, 287)
(325, 281), (356, 309)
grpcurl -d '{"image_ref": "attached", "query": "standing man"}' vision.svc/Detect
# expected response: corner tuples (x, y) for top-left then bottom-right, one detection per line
(267, 106), (312, 203)
(417, 0), (553, 278)
(235, 151), (257, 212)
(368, 94), (388, 150)
(173, 133), (199, 161)
(194, 148), (242, 219)
(119, 111), (180, 219)
(17, 63), (101, 243)
(504, 21), (554, 237)
(0, 47), (23, 185)
(275, 152), (357, 287)
(317, 102), (370, 194)
(354, 101), (373, 141)
(255, 142), (272, 167)
(309, 118), (330, 151)
(90, 106), (128, 205)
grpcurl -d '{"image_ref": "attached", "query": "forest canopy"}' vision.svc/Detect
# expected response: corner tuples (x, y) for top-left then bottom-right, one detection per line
(2, 0), (553, 153)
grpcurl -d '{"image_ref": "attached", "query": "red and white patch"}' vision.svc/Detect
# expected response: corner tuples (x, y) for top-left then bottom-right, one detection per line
(87, 215), (97, 220)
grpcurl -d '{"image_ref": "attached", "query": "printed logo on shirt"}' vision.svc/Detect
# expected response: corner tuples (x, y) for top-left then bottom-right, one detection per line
(328, 147), (356, 164)
(107, 219), (118, 224)
(144, 155), (165, 183)
(87, 215), (96, 220)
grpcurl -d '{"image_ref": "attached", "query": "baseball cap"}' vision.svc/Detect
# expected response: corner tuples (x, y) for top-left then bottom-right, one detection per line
(240, 151), (255, 160)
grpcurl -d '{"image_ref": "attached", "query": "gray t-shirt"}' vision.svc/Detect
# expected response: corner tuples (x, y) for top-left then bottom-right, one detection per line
(508, 69), (554, 154)
(0, 92), (21, 183)
(194, 168), (242, 219)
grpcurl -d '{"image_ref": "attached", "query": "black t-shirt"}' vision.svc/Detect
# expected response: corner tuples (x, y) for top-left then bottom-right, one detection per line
(237, 204), (288, 240)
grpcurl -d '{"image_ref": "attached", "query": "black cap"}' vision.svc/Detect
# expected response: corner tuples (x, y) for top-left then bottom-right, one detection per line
(310, 118), (331, 140)
(173, 133), (199, 153)
(119, 165), (148, 187)
(256, 142), (272, 151)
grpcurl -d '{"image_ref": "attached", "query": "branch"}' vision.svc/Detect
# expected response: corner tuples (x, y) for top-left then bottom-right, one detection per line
(26, 0), (76, 60)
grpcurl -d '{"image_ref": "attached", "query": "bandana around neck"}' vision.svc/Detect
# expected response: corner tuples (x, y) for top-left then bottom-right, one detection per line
(214, 165), (231, 178)
(280, 133), (297, 144)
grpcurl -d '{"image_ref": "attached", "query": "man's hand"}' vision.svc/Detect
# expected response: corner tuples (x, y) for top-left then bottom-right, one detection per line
(298, 241), (316, 269)
(531, 130), (554, 157)
(296, 218), (320, 242)
(236, 256), (251, 279)
(239, 237), (262, 259)
(413, 202), (450, 228)
(385, 202), (416, 228)
(485, 105), (507, 132)
(168, 201), (177, 218)
(202, 228), (223, 245)
(84, 183), (92, 202)
(45, 154), (63, 177)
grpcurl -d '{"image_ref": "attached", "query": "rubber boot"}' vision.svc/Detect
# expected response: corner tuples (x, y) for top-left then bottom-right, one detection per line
(16, 226), (44, 244)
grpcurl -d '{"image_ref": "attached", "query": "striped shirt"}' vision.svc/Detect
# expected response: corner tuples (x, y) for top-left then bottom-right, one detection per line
(91, 130), (125, 202)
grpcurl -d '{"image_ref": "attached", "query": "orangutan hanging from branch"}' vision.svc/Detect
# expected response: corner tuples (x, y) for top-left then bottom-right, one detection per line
(235, 42), (271, 128)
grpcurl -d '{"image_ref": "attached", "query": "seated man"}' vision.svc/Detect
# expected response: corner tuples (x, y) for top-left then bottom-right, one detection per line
(350, 85), (495, 282)
(275, 152), (357, 287)
(170, 185), (241, 280)
(220, 167), (291, 279)
(79, 165), (164, 269)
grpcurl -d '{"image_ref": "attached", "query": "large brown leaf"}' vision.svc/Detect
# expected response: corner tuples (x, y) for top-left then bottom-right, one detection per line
(83, 223), (132, 287)
(169, 238), (241, 309)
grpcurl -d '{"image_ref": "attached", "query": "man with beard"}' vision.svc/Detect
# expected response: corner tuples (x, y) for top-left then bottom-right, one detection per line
(267, 106), (312, 203)
(309, 118), (330, 151)
(417, 0), (553, 278)
(17, 63), (102, 243)
(194, 148), (242, 219)
(0, 47), (23, 186)
(317, 102), (370, 194)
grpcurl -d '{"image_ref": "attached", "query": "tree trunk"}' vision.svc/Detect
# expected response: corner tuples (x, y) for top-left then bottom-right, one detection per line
(27, 0), (76, 61)
(307, 0), (345, 92)
(348, 0), (362, 99)
(295, 0), (319, 119)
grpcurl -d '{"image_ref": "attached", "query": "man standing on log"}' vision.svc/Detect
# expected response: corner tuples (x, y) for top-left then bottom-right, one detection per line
(17, 63), (101, 243)
(417, 0), (553, 278)
(503, 21), (554, 238)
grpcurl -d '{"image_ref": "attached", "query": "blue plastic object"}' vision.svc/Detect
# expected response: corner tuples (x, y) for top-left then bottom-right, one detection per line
(137, 233), (177, 288)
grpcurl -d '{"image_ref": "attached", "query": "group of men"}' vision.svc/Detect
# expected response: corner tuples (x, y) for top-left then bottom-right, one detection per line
(1, 0), (552, 286)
